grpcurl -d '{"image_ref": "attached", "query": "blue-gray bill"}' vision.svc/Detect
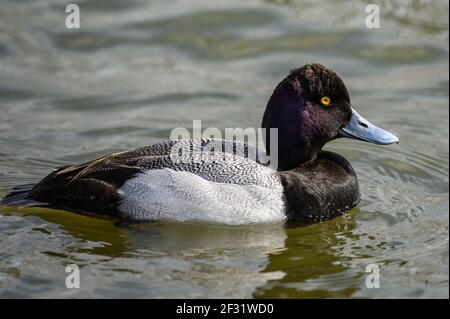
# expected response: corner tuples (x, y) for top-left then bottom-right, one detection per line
(339, 108), (399, 145)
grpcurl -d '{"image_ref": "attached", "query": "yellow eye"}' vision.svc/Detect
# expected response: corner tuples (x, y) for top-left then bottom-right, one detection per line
(320, 96), (331, 106)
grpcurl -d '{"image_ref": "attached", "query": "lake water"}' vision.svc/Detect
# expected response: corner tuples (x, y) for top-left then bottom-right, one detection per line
(0, 0), (448, 298)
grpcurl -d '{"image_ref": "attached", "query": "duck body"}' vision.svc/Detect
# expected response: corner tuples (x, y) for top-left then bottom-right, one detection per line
(0, 64), (397, 224)
(0, 139), (359, 224)
(278, 150), (360, 223)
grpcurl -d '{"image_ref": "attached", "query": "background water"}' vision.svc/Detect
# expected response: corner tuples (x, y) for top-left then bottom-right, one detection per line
(0, 0), (448, 298)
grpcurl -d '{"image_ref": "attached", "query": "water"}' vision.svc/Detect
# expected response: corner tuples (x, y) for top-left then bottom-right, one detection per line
(0, 0), (448, 298)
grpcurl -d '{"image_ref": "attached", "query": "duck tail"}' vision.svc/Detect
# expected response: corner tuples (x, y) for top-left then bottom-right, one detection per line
(0, 184), (47, 207)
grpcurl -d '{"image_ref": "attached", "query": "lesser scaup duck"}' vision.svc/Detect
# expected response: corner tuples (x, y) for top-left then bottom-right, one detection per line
(1, 64), (398, 224)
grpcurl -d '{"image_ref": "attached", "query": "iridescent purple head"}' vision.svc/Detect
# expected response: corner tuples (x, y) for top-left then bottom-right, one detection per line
(262, 63), (398, 170)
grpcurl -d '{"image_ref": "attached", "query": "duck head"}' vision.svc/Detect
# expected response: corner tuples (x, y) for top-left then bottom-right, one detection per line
(262, 63), (398, 170)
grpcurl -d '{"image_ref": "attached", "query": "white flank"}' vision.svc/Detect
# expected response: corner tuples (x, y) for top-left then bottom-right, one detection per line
(118, 169), (286, 225)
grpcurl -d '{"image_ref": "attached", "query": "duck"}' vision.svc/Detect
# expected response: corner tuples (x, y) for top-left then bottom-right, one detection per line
(0, 63), (398, 225)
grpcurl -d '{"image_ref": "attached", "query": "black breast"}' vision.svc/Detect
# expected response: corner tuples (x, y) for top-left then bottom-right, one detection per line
(277, 151), (360, 224)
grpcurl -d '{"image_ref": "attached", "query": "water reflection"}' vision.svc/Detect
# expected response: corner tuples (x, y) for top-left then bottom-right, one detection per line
(255, 213), (360, 298)
(0, 207), (289, 298)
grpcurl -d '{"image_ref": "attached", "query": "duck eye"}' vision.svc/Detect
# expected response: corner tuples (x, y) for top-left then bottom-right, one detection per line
(320, 96), (331, 106)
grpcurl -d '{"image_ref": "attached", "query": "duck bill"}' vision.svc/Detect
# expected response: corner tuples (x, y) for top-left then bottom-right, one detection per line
(339, 108), (399, 145)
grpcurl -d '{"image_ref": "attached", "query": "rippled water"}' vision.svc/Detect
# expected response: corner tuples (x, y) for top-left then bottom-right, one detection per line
(0, 0), (448, 298)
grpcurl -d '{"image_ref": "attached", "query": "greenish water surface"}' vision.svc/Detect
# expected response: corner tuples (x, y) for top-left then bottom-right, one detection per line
(0, 0), (448, 298)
